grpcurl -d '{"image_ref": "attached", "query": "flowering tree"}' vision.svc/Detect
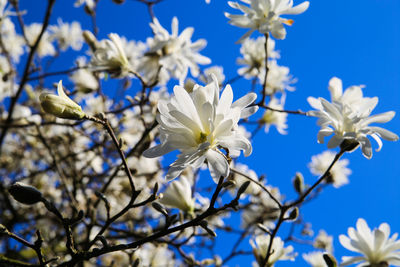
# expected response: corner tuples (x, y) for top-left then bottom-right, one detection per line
(0, 0), (399, 266)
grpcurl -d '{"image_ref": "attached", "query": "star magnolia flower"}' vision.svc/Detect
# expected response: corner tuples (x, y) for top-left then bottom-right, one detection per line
(308, 150), (351, 188)
(40, 80), (85, 120)
(90, 33), (131, 78)
(261, 95), (288, 135)
(139, 17), (210, 84)
(49, 19), (83, 51)
(237, 36), (279, 79)
(307, 77), (398, 159)
(159, 176), (195, 214)
(143, 75), (258, 182)
(302, 252), (327, 267)
(339, 218), (400, 266)
(250, 235), (297, 266)
(225, 0), (310, 42)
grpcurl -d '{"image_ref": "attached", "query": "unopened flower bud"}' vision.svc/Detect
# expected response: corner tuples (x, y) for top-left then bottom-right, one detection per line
(287, 207), (299, 221)
(293, 172), (304, 194)
(237, 181), (251, 198)
(83, 30), (98, 51)
(40, 80), (85, 120)
(8, 182), (43, 205)
(323, 253), (337, 267)
(152, 202), (168, 216)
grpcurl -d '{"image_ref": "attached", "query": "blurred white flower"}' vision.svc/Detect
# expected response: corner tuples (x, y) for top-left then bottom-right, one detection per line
(144, 75), (258, 182)
(70, 57), (98, 93)
(49, 19), (83, 51)
(308, 77), (398, 158)
(225, 0), (310, 41)
(237, 36), (279, 78)
(261, 60), (295, 95)
(0, 18), (25, 62)
(251, 235), (297, 266)
(229, 163), (261, 196)
(200, 66), (225, 85)
(90, 33), (132, 78)
(25, 23), (56, 57)
(308, 150), (351, 188)
(339, 218), (400, 266)
(302, 251), (327, 267)
(261, 95), (288, 134)
(138, 17), (210, 84)
(313, 230), (334, 253)
(159, 176), (195, 213)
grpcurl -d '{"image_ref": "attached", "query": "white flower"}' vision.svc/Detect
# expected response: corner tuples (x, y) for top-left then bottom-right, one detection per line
(237, 36), (279, 78)
(49, 19), (83, 51)
(0, 18), (25, 62)
(250, 235), (297, 266)
(200, 66), (225, 85)
(25, 23), (56, 57)
(70, 57), (98, 93)
(90, 33), (131, 78)
(225, 0), (310, 41)
(143, 75), (258, 182)
(339, 218), (400, 266)
(262, 95), (288, 135)
(314, 230), (334, 253)
(308, 150), (351, 188)
(138, 17), (211, 84)
(302, 251), (327, 267)
(308, 77), (399, 158)
(159, 176), (195, 213)
(39, 80), (85, 119)
(261, 59), (295, 95)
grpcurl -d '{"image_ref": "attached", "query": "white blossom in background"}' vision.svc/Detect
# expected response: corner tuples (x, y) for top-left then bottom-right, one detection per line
(90, 33), (132, 78)
(308, 77), (398, 158)
(308, 150), (351, 188)
(49, 19), (83, 51)
(133, 244), (176, 267)
(261, 95), (288, 134)
(138, 17), (211, 84)
(200, 66), (225, 85)
(237, 36), (279, 78)
(0, 18), (25, 62)
(313, 230), (334, 253)
(159, 176), (195, 214)
(339, 218), (400, 266)
(25, 23), (56, 58)
(0, 56), (15, 101)
(251, 235), (297, 266)
(225, 0), (310, 41)
(74, 0), (95, 11)
(70, 57), (98, 93)
(229, 163), (261, 196)
(143, 75), (258, 182)
(261, 60), (295, 95)
(302, 251), (327, 267)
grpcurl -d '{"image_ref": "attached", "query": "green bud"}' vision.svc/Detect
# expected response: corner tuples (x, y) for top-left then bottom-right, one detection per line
(8, 182), (43, 205)
(293, 172), (304, 194)
(287, 207), (299, 221)
(40, 81), (85, 120)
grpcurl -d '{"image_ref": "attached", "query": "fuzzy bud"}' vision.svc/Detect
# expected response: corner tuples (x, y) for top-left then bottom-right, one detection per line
(8, 182), (43, 205)
(40, 81), (85, 120)
(293, 172), (304, 194)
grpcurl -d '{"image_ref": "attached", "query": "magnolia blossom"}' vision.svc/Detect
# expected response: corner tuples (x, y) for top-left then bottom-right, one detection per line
(261, 60), (294, 95)
(200, 66), (225, 85)
(250, 235), (296, 266)
(49, 19), (83, 51)
(143, 75), (258, 182)
(308, 77), (398, 158)
(39, 80), (85, 120)
(70, 57), (98, 93)
(261, 96), (288, 134)
(138, 17), (210, 84)
(339, 218), (400, 266)
(308, 150), (351, 188)
(237, 36), (279, 78)
(90, 33), (131, 78)
(225, 0), (310, 41)
(314, 230), (334, 253)
(25, 23), (56, 57)
(158, 176), (195, 213)
(302, 251), (327, 267)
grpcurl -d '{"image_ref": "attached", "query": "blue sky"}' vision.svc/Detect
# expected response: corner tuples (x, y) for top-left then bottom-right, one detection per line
(20, 0), (400, 265)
